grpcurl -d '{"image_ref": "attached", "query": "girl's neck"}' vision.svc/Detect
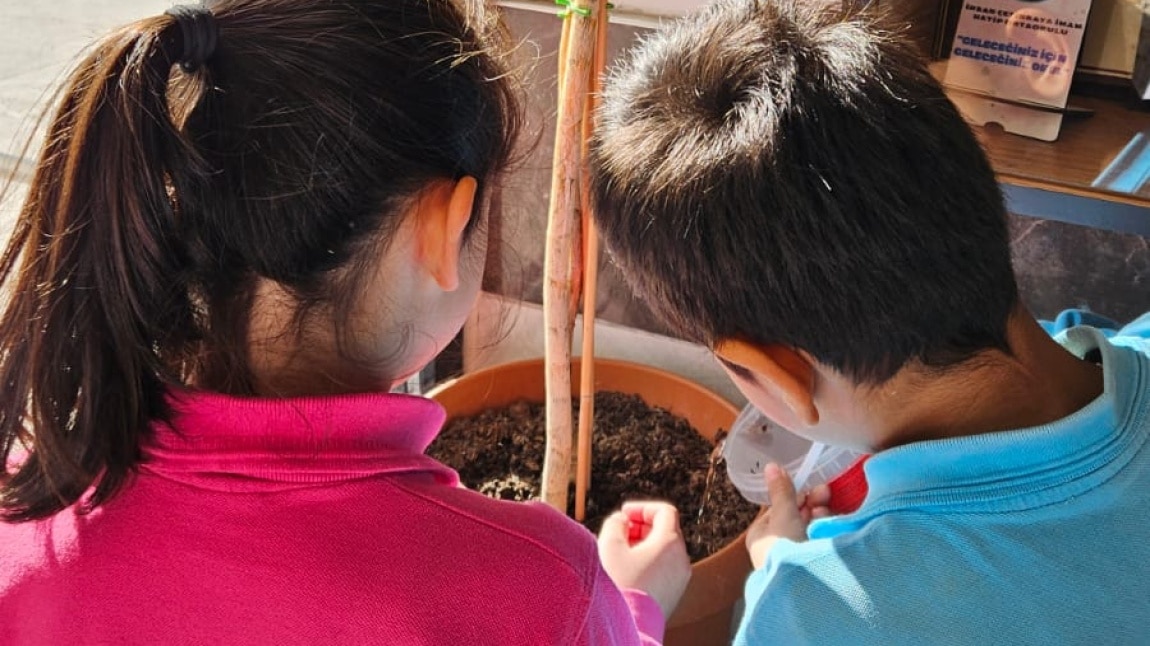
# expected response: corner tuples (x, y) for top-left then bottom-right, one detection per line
(242, 280), (396, 398)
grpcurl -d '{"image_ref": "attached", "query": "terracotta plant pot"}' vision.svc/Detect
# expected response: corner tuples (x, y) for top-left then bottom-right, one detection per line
(427, 357), (751, 646)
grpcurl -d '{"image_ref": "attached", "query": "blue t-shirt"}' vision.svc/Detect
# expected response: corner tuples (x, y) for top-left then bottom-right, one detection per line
(734, 314), (1150, 645)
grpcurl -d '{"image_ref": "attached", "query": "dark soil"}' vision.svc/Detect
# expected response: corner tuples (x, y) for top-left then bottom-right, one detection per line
(426, 391), (760, 562)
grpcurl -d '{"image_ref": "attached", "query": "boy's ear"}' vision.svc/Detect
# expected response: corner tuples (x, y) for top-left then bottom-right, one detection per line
(714, 338), (819, 426)
(414, 176), (479, 292)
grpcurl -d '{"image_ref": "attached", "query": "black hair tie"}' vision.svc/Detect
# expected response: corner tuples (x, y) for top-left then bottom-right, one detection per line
(165, 4), (219, 73)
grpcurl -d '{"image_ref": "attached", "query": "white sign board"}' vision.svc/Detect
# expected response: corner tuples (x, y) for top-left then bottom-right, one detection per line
(944, 0), (1092, 141)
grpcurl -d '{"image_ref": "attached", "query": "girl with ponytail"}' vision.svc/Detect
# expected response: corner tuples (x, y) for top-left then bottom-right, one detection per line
(0, 2), (689, 642)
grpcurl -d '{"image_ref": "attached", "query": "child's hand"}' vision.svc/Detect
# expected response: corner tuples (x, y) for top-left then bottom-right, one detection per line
(746, 463), (832, 569)
(597, 501), (693, 620)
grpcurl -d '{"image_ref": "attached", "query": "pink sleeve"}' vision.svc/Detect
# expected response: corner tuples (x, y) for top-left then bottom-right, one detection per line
(574, 564), (666, 645)
(620, 588), (667, 644)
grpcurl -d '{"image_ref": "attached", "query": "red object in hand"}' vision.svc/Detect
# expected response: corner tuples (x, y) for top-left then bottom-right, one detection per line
(627, 523), (644, 544)
(625, 509), (648, 545)
(826, 455), (870, 515)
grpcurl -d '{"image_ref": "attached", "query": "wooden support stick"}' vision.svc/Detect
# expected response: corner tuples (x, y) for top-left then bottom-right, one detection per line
(541, 4), (597, 513)
(574, 0), (611, 522)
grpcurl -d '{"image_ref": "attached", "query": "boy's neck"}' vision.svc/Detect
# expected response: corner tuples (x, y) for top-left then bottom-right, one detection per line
(872, 310), (1104, 451)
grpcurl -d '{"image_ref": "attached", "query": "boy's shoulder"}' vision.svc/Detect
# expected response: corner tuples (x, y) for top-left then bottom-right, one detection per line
(1112, 312), (1150, 354)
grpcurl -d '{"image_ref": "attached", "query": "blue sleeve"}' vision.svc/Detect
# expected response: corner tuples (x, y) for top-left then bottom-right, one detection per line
(1040, 309), (1120, 338)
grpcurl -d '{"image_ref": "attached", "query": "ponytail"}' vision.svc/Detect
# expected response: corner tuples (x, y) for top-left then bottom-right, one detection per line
(0, 16), (204, 521)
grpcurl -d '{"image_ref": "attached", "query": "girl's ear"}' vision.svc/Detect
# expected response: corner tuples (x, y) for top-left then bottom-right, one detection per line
(414, 176), (478, 292)
(714, 338), (819, 426)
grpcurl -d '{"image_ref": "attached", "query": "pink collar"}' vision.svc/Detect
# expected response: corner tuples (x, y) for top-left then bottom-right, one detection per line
(140, 389), (455, 491)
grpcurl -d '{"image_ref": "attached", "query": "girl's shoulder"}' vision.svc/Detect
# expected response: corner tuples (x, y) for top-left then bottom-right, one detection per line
(409, 479), (601, 575)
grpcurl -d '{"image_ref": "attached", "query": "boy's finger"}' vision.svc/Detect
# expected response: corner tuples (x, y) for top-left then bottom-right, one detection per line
(765, 462), (798, 509)
(806, 483), (832, 508)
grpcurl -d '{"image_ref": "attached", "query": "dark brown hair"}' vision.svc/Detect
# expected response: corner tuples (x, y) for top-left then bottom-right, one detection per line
(590, 0), (1017, 384)
(0, 0), (521, 521)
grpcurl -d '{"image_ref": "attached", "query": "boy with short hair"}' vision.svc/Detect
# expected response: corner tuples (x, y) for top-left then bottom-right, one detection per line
(589, 0), (1150, 642)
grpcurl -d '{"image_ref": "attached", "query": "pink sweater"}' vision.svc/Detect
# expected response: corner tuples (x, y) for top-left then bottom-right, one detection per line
(0, 390), (664, 644)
